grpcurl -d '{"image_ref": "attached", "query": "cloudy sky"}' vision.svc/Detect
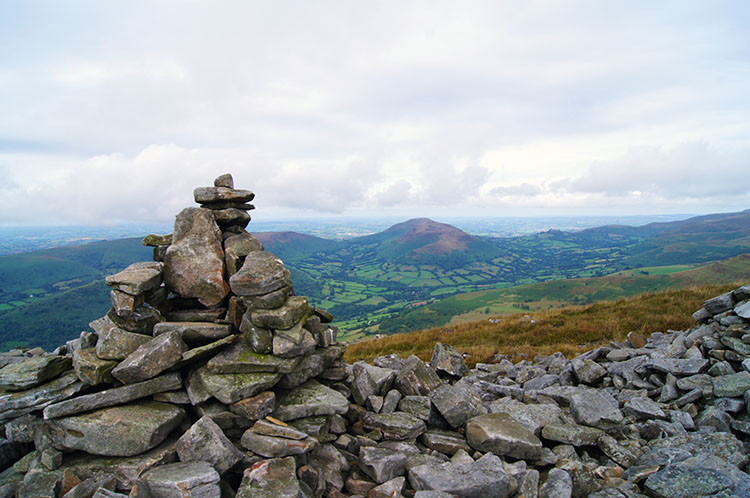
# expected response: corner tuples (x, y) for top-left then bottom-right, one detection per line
(1, 1), (748, 225)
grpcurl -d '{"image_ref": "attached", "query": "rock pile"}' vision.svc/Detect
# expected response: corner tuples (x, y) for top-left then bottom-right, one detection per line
(0, 175), (749, 497)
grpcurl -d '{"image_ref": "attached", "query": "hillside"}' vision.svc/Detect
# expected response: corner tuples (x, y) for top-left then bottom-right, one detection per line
(371, 254), (750, 336)
(344, 283), (740, 365)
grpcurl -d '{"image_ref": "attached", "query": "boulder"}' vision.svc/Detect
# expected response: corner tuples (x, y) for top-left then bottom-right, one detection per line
(430, 343), (468, 377)
(408, 453), (509, 498)
(466, 413), (543, 460)
(429, 383), (485, 429)
(394, 356), (442, 396)
(137, 461), (220, 498)
(111, 331), (187, 384)
(229, 251), (291, 297)
(358, 446), (406, 484)
(47, 401), (184, 456)
(164, 207), (229, 307)
(176, 416), (245, 474)
(273, 380), (349, 421)
(236, 457), (304, 498)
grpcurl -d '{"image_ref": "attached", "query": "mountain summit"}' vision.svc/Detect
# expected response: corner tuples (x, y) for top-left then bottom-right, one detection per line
(346, 217), (501, 262)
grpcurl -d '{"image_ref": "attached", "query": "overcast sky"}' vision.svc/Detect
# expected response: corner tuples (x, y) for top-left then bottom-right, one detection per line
(1, 1), (748, 225)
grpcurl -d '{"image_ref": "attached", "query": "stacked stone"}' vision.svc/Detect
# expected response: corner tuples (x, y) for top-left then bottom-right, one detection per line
(0, 174), (347, 497)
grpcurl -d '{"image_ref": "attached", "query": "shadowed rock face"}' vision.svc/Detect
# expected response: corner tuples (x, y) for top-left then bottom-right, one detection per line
(3, 174), (750, 498)
(164, 207), (229, 308)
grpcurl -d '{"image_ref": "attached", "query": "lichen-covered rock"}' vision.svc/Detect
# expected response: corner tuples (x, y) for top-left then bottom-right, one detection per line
(95, 327), (151, 361)
(363, 412), (427, 441)
(408, 453), (509, 498)
(466, 413), (543, 460)
(164, 207), (228, 307)
(236, 457), (303, 498)
(47, 401), (184, 456)
(229, 251), (291, 297)
(105, 262), (162, 296)
(137, 461), (220, 498)
(273, 380), (349, 421)
(429, 383), (485, 429)
(394, 356), (442, 396)
(72, 348), (117, 385)
(197, 367), (281, 405)
(176, 416), (245, 474)
(111, 331), (187, 384)
(430, 342), (468, 378)
(0, 356), (72, 391)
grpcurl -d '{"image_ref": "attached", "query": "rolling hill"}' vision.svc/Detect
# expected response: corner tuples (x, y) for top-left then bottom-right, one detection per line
(1, 209), (749, 350)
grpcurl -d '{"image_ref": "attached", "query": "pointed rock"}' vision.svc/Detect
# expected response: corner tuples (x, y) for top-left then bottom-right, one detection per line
(111, 331), (187, 384)
(164, 207), (229, 307)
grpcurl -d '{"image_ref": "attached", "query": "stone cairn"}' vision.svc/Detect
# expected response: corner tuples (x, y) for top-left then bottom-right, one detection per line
(0, 177), (747, 497)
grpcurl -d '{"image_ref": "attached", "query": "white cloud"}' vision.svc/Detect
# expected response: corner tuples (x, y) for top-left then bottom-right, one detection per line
(0, 1), (749, 223)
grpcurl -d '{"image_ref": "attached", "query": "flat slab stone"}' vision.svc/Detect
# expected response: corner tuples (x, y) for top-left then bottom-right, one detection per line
(569, 390), (624, 427)
(0, 372), (85, 423)
(111, 331), (187, 384)
(197, 366), (281, 404)
(43, 372), (182, 419)
(272, 380), (349, 421)
(251, 296), (309, 330)
(0, 356), (72, 391)
(153, 322), (231, 343)
(363, 412), (427, 441)
(95, 327), (151, 361)
(488, 398), (562, 436)
(206, 340), (300, 374)
(646, 357), (709, 376)
(408, 453), (509, 498)
(541, 423), (605, 446)
(47, 401), (185, 457)
(138, 461), (220, 498)
(466, 413), (543, 460)
(229, 251), (291, 297)
(164, 207), (229, 307)
(105, 262), (162, 296)
(240, 431), (316, 458)
(736, 300), (750, 319)
(194, 186), (254, 204)
(236, 456), (302, 498)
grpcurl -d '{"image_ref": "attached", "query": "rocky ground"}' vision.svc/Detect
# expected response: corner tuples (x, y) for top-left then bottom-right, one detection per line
(1, 175), (749, 498)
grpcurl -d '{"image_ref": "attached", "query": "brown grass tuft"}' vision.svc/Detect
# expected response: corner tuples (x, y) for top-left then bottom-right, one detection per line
(343, 283), (740, 366)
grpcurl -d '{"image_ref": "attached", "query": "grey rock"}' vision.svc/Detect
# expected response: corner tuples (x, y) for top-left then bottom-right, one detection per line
(0, 355), (72, 391)
(44, 372), (182, 419)
(95, 326), (151, 360)
(47, 401), (184, 456)
(107, 304), (163, 335)
(61, 474), (117, 498)
(224, 232), (263, 257)
(622, 397), (667, 420)
(736, 299), (750, 319)
(194, 186), (254, 204)
(230, 391), (275, 420)
(153, 322), (231, 344)
(394, 356), (442, 396)
(466, 413), (543, 460)
(111, 330), (187, 384)
(197, 366), (281, 404)
(164, 207), (229, 307)
(272, 328), (317, 358)
(539, 468), (572, 498)
(105, 262), (162, 296)
(646, 357), (709, 376)
(419, 429), (472, 456)
(229, 251), (291, 297)
(176, 416), (245, 474)
(207, 340), (300, 373)
(430, 383), (485, 429)
(251, 296), (309, 330)
(363, 412), (427, 441)
(382, 390), (402, 414)
(572, 358), (607, 385)
(273, 380), (349, 421)
(408, 452), (509, 498)
(644, 455), (750, 498)
(240, 431), (315, 458)
(369, 476), (406, 498)
(358, 446), (406, 484)
(137, 461), (220, 498)
(430, 342), (468, 377)
(569, 390), (623, 427)
(351, 361), (396, 405)
(72, 348), (116, 385)
(541, 423), (604, 446)
(236, 456), (303, 498)
(703, 291), (735, 315)
(488, 398), (562, 436)
(0, 371), (85, 423)
(712, 370), (750, 397)
(110, 289), (145, 314)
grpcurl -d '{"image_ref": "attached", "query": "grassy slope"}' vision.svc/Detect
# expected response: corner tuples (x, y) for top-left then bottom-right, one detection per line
(344, 283), (740, 366)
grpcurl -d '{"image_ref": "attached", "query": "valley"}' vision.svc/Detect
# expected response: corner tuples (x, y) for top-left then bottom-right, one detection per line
(1, 209), (749, 351)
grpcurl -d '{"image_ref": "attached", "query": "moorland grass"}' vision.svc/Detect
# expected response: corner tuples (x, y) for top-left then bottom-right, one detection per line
(343, 283), (740, 367)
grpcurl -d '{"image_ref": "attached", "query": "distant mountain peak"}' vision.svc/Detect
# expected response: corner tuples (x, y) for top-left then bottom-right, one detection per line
(381, 218), (477, 257)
